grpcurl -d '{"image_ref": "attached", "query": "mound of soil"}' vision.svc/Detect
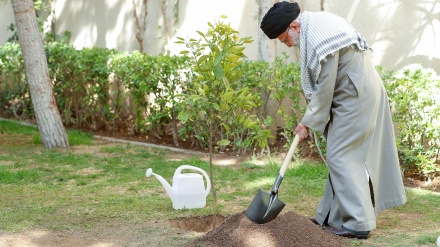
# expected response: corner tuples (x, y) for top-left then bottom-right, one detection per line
(189, 211), (348, 247)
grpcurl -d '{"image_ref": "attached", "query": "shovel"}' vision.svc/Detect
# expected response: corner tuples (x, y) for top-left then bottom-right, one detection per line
(245, 134), (300, 224)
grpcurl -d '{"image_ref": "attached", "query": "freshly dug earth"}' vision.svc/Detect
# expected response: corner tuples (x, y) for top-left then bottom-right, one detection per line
(190, 211), (348, 247)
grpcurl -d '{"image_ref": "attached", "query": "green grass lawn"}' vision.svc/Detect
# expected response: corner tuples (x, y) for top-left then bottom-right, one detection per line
(0, 119), (439, 246)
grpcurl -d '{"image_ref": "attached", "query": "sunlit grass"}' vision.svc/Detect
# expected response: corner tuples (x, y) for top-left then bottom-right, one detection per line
(0, 119), (38, 135)
(243, 177), (275, 189)
(415, 234), (439, 245)
(0, 119), (94, 146)
(397, 188), (440, 222)
(0, 120), (439, 246)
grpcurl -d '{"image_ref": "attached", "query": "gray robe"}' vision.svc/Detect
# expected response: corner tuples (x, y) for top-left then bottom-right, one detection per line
(301, 46), (407, 232)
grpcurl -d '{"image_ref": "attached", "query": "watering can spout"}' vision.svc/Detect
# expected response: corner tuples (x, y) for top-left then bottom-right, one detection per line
(146, 168), (174, 197)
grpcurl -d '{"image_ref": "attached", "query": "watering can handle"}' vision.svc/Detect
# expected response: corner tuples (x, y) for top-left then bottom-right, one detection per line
(175, 165), (211, 196)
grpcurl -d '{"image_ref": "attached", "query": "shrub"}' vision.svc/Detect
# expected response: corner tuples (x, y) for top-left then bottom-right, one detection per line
(109, 51), (192, 142)
(0, 42), (30, 118)
(238, 53), (303, 150)
(46, 43), (117, 130)
(382, 64), (440, 176)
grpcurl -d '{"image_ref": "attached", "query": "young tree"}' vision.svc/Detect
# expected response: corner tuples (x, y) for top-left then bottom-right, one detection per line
(12, 0), (69, 148)
(177, 18), (269, 227)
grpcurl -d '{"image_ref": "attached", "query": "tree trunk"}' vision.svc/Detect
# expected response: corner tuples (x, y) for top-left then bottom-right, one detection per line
(257, 0), (277, 62)
(208, 121), (217, 229)
(258, 0), (278, 145)
(132, 0), (148, 52)
(171, 106), (179, 146)
(12, 0), (69, 148)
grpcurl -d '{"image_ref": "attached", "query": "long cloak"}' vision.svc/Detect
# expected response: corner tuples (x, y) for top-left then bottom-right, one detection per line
(301, 46), (407, 231)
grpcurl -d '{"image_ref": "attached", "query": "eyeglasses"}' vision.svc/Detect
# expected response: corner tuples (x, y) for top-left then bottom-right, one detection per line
(280, 27), (290, 44)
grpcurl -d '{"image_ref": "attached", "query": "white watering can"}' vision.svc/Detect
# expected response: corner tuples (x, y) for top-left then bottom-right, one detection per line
(145, 165), (211, 210)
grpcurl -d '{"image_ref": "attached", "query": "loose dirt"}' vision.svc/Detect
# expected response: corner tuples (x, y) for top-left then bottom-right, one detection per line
(190, 211), (348, 247)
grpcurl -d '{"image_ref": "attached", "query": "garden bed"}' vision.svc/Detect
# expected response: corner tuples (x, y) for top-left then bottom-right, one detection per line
(92, 129), (440, 193)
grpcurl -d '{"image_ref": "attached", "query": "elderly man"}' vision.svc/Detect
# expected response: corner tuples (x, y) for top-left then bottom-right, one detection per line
(260, 1), (407, 239)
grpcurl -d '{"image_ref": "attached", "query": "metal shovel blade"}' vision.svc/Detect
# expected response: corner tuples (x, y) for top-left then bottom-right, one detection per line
(245, 173), (285, 224)
(244, 135), (300, 224)
(245, 188), (285, 224)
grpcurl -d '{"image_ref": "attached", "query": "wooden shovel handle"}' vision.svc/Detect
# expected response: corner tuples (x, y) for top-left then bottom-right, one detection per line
(279, 135), (300, 177)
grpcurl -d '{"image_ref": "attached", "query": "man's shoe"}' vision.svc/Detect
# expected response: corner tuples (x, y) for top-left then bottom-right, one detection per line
(325, 226), (370, 239)
(309, 218), (330, 227)
(309, 218), (319, 225)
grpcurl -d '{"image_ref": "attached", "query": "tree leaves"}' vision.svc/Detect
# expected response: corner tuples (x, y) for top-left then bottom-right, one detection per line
(175, 18), (273, 155)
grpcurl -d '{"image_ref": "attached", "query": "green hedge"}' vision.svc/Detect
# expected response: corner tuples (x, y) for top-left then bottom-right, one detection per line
(380, 65), (440, 175)
(1, 41), (438, 176)
(0, 41), (302, 153)
(0, 42), (29, 118)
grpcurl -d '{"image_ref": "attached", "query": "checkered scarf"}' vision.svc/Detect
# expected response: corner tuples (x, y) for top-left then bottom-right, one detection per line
(300, 11), (369, 99)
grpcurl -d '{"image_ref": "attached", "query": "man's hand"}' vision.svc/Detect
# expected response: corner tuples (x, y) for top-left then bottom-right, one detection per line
(293, 123), (309, 141)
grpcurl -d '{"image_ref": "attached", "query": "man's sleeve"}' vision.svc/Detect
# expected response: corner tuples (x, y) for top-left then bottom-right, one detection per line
(301, 51), (339, 133)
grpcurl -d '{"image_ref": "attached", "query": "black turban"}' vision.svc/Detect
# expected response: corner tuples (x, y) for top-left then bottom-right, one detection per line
(260, 1), (301, 39)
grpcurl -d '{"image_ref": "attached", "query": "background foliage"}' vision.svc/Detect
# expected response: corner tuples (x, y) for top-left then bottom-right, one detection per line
(1, 21), (439, 177)
(380, 65), (440, 176)
(0, 24), (302, 155)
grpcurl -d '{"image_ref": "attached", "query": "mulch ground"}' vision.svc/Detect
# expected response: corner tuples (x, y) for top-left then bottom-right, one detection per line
(94, 129), (440, 193)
